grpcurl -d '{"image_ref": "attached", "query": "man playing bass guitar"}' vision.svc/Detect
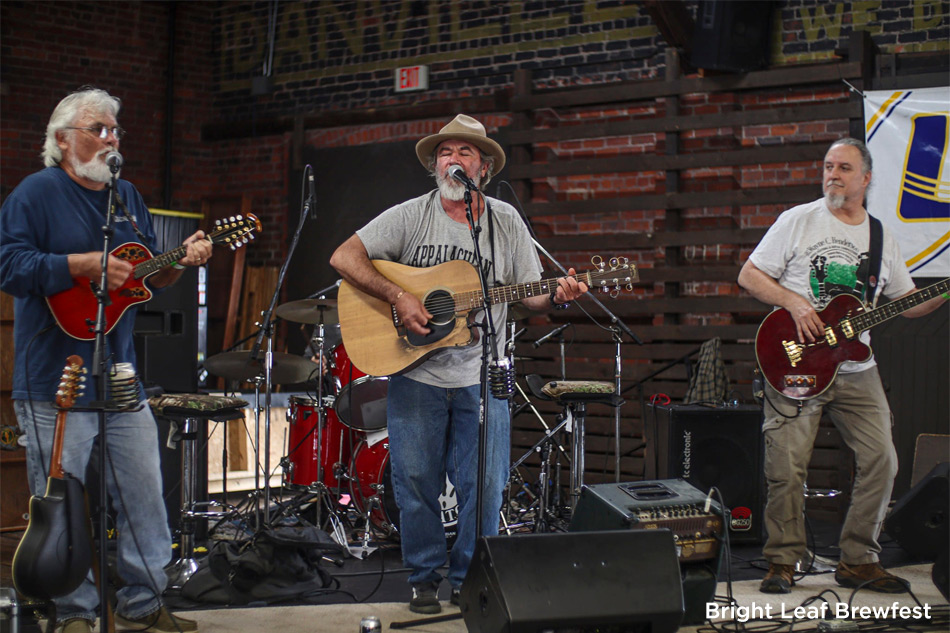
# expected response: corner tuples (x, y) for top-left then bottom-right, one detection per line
(738, 138), (947, 595)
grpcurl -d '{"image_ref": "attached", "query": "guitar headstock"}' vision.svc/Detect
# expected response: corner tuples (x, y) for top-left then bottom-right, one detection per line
(210, 213), (263, 251)
(55, 355), (86, 409)
(588, 255), (638, 298)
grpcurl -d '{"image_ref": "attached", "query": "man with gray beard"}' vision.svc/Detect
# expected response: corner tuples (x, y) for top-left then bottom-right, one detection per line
(0, 87), (209, 632)
(738, 137), (946, 594)
(331, 114), (588, 613)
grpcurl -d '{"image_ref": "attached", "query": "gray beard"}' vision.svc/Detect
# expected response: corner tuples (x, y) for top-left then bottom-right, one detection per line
(824, 191), (846, 209)
(435, 169), (479, 202)
(71, 152), (114, 184)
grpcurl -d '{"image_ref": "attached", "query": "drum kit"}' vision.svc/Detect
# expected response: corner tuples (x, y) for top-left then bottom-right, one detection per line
(202, 293), (459, 554)
(201, 284), (611, 555)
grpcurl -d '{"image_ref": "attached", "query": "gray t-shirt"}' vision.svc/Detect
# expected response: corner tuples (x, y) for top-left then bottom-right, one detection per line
(749, 197), (915, 373)
(357, 190), (543, 387)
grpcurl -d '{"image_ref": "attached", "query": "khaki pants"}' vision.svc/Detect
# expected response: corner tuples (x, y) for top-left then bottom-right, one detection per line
(762, 366), (898, 566)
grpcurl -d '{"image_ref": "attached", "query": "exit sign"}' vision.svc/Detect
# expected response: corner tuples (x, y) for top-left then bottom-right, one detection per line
(395, 65), (429, 93)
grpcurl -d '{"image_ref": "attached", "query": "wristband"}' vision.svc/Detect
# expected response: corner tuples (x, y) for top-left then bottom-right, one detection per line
(550, 291), (570, 310)
(394, 290), (406, 303)
(942, 292), (950, 300)
(171, 262), (186, 270)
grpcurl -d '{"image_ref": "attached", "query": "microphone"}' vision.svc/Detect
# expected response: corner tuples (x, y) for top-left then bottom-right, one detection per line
(533, 323), (570, 349)
(307, 279), (342, 299)
(105, 151), (123, 171)
(304, 166), (317, 220)
(448, 165), (479, 191)
(489, 357), (515, 400)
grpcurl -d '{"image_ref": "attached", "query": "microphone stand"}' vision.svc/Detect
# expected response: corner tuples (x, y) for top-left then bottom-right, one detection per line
(90, 166), (121, 633)
(247, 165), (314, 529)
(499, 182), (641, 481)
(459, 184), (505, 541)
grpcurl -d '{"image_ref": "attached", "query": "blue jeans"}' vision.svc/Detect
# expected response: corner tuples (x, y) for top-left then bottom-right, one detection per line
(15, 399), (171, 622)
(386, 375), (510, 589)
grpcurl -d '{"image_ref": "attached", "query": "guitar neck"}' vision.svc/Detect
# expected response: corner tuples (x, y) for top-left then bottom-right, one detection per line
(453, 272), (593, 311)
(133, 244), (187, 280)
(848, 278), (949, 333)
(49, 410), (67, 480)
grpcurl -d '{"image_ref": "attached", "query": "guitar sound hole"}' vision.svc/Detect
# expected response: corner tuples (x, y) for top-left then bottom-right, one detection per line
(424, 290), (454, 326)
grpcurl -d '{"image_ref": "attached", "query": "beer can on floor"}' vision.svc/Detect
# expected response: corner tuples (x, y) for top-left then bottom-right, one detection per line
(359, 615), (381, 633)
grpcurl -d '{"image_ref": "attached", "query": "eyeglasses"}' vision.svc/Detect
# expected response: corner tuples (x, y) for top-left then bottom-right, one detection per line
(64, 124), (126, 140)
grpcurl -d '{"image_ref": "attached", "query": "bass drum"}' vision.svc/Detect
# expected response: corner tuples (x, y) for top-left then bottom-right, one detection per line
(349, 438), (458, 540)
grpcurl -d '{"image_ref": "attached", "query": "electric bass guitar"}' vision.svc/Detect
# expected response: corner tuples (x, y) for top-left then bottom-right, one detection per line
(755, 278), (949, 400)
(338, 255), (638, 376)
(12, 355), (91, 600)
(47, 214), (262, 340)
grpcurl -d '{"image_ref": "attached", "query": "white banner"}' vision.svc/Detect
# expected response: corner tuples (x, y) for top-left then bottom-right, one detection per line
(864, 86), (950, 277)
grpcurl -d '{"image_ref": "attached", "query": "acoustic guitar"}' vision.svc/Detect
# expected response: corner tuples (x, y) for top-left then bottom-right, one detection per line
(47, 213), (262, 340)
(755, 278), (949, 400)
(12, 355), (91, 599)
(338, 255), (638, 376)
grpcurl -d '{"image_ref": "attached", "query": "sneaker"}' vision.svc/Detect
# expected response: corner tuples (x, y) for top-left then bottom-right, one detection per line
(450, 586), (461, 606)
(835, 561), (908, 593)
(115, 607), (199, 632)
(60, 619), (94, 633)
(759, 562), (795, 593)
(409, 582), (441, 614)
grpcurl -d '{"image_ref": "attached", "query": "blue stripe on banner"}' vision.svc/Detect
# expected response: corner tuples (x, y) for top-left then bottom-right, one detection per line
(867, 91), (912, 143)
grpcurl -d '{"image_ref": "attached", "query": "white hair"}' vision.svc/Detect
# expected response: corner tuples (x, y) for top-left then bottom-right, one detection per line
(42, 87), (121, 167)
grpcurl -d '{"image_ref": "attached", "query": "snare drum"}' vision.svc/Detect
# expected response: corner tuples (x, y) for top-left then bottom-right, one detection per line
(285, 396), (351, 489)
(350, 437), (458, 539)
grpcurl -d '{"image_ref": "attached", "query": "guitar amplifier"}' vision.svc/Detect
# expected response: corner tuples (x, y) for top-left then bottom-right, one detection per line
(645, 403), (764, 544)
(570, 479), (724, 563)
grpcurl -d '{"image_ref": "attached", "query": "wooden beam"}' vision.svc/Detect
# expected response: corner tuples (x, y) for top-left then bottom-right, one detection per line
(508, 102), (859, 144)
(510, 143), (828, 179)
(510, 62), (863, 111)
(524, 185), (818, 216)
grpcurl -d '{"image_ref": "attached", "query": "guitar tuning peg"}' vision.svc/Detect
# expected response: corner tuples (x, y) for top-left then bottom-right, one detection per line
(236, 214), (243, 221)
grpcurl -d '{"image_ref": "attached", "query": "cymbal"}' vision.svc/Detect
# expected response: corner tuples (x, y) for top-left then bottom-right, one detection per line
(275, 299), (339, 325)
(204, 351), (319, 384)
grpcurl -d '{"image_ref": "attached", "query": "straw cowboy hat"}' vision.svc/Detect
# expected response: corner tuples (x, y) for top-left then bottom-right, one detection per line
(415, 114), (506, 181)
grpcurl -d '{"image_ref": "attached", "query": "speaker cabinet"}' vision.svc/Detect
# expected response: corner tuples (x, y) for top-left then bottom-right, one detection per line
(133, 266), (198, 394)
(460, 531), (684, 633)
(645, 403), (764, 544)
(885, 462), (949, 561)
(691, 0), (774, 72)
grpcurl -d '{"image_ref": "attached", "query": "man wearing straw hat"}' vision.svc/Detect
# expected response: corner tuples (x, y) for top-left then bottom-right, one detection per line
(331, 114), (587, 613)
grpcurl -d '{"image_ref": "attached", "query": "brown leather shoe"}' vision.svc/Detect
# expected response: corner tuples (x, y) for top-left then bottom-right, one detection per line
(760, 562), (795, 593)
(835, 561), (908, 593)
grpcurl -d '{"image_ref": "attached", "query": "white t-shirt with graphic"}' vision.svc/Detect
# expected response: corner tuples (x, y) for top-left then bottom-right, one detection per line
(749, 198), (915, 373)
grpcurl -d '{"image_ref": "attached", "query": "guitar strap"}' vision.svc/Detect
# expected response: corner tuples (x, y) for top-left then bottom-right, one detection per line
(865, 214), (883, 306)
(112, 189), (150, 245)
(484, 197), (499, 287)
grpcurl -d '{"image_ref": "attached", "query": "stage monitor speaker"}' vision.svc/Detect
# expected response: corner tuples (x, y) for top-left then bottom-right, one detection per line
(884, 462), (948, 561)
(460, 531), (684, 633)
(645, 403), (764, 544)
(691, 0), (774, 72)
